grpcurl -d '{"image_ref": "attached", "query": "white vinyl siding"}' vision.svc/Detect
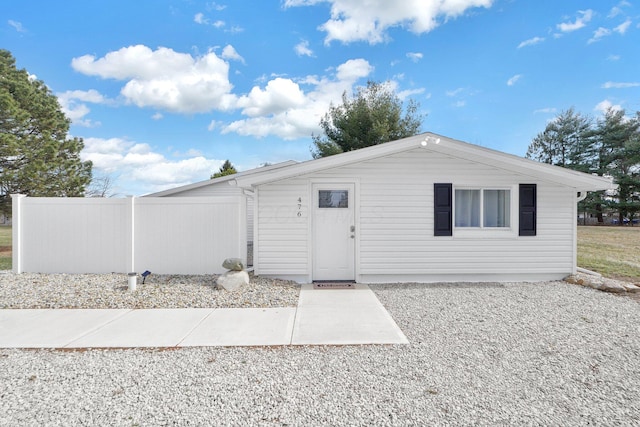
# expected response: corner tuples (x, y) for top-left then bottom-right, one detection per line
(255, 147), (577, 282)
(255, 179), (309, 278)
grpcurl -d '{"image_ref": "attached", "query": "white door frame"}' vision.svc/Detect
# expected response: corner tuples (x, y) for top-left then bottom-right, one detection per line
(310, 180), (359, 282)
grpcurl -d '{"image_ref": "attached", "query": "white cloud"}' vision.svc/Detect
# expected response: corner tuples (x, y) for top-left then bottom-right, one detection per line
(397, 87), (425, 100)
(608, 7), (623, 19)
(406, 52), (423, 62)
(207, 120), (221, 131)
(221, 45), (245, 63)
(227, 25), (244, 33)
(507, 74), (522, 86)
(534, 107), (557, 114)
(8, 20), (26, 32)
(286, 0), (494, 44)
(614, 18), (632, 34)
(586, 18), (631, 44)
(336, 58), (374, 80)
(594, 99), (622, 114)
(236, 78), (307, 117)
(517, 36), (544, 49)
(57, 89), (108, 127)
(81, 137), (225, 194)
(609, 1), (631, 18)
(71, 45), (236, 114)
(601, 81), (640, 89)
(588, 27), (611, 44)
(195, 11), (227, 28)
(70, 48), (419, 141)
(222, 58), (376, 139)
(58, 89), (106, 104)
(607, 54), (621, 61)
(444, 86), (476, 107)
(194, 13), (208, 24)
(294, 40), (314, 57)
(284, 0), (324, 5)
(557, 9), (593, 33)
(207, 2), (227, 12)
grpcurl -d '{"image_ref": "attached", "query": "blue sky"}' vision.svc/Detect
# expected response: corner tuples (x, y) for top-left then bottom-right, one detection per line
(3, 0), (639, 195)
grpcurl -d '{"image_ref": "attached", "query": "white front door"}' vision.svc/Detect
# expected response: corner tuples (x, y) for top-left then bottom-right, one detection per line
(312, 183), (355, 281)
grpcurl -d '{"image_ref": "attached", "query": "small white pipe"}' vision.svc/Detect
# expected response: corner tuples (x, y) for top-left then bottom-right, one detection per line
(576, 267), (602, 277)
(128, 272), (137, 291)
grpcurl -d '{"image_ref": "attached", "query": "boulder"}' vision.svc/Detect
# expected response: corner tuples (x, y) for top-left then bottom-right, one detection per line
(564, 275), (578, 285)
(587, 281), (606, 291)
(216, 270), (250, 291)
(601, 280), (627, 293)
(622, 283), (640, 293)
(222, 258), (244, 271)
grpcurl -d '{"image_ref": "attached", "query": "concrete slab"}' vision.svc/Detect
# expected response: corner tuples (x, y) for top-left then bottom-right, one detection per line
(66, 309), (214, 348)
(0, 284), (408, 348)
(0, 309), (130, 348)
(291, 284), (409, 345)
(180, 308), (296, 347)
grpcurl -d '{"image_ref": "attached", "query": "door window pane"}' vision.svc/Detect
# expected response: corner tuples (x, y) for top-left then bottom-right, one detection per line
(319, 190), (348, 208)
(455, 189), (480, 227)
(483, 190), (510, 227)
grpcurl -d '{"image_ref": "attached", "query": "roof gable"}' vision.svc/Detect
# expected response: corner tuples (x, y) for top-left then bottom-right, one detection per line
(233, 132), (614, 191)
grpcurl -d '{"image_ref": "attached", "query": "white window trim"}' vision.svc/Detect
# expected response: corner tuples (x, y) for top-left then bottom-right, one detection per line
(453, 185), (518, 239)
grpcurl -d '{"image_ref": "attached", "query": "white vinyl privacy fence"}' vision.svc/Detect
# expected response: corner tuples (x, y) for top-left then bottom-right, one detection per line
(11, 195), (246, 275)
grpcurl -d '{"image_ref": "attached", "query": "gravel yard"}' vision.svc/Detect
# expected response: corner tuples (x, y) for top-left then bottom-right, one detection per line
(1, 279), (640, 425)
(0, 272), (300, 309)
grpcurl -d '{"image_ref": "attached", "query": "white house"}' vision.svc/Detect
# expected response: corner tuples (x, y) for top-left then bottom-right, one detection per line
(151, 132), (613, 283)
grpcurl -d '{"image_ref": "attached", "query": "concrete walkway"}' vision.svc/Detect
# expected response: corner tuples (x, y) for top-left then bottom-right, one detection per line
(0, 284), (408, 348)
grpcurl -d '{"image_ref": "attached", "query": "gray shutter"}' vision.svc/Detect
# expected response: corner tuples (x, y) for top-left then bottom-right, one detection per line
(434, 183), (452, 236)
(519, 184), (537, 236)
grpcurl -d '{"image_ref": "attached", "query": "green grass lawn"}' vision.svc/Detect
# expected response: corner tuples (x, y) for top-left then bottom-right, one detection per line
(577, 225), (640, 282)
(0, 226), (11, 270)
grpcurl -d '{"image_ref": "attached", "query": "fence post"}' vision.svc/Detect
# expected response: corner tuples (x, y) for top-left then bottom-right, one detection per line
(126, 196), (136, 273)
(11, 194), (26, 274)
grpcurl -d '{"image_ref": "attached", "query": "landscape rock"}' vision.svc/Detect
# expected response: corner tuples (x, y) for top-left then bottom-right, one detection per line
(222, 258), (244, 271)
(564, 272), (640, 294)
(216, 270), (250, 291)
(601, 281), (627, 293)
(564, 276), (578, 285)
(622, 283), (640, 293)
(587, 281), (606, 291)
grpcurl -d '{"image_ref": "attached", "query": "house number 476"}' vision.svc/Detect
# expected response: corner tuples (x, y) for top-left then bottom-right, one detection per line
(297, 197), (302, 217)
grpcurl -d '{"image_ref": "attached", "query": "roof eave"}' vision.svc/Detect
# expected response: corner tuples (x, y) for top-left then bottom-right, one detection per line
(424, 137), (616, 191)
(234, 133), (427, 187)
(234, 132), (616, 193)
(145, 160), (298, 196)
